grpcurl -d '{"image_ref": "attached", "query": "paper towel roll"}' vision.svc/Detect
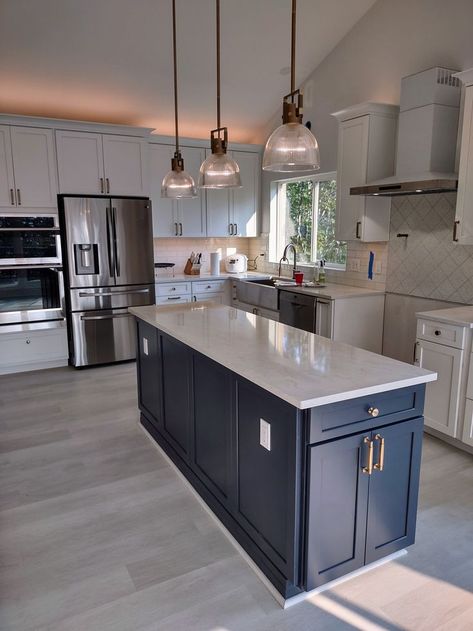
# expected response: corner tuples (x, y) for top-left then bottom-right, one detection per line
(210, 252), (220, 275)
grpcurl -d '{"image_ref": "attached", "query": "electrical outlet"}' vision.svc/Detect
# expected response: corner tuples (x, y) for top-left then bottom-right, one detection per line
(260, 418), (271, 451)
(374, 261), (382, 275)
(349, 258), (361, 272)
(142, 337), (149, 356)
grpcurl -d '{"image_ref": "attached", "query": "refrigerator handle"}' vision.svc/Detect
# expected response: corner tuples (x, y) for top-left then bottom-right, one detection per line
(112, 206), (120, 277)
(106, 207), (115, 278)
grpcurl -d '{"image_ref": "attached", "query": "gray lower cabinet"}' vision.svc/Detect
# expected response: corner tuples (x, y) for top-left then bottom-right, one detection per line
(135, 320), (425, 599)
(305, 417), (423, 590)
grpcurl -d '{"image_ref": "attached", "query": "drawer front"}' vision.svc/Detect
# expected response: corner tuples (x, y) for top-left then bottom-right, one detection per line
(192, 280), (227, 293)
(156, 295), (191, 305)
(193, 293), (224, 304)
(0, 328), (68, 367)
(416, 318), (466, 349)
(309, 385), (425, 443)
(155, 282), (191, 297)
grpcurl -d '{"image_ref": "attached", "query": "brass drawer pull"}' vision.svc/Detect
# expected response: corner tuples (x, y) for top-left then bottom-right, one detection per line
(362, 437), (373, 475)
(368, 406), (379, 417)
(374, 434), (385, 471)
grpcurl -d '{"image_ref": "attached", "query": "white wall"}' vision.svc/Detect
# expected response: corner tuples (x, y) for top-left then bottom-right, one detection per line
(257, 0), (473, 172)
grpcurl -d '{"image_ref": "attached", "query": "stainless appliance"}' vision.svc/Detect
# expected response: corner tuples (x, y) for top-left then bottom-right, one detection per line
(59, 196), (155, 367)
(351, 67), (461, 197)
(0, 215), (64, 327)
(279, 291), (317, 332)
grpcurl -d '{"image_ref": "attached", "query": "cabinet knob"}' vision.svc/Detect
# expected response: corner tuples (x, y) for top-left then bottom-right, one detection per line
(434, 330), (441, 336)
(368, 406), (379, 417)
(25, 339), (31, 344)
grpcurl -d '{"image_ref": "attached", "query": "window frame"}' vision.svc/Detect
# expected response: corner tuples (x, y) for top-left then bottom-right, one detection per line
(269, 171), (346, 270)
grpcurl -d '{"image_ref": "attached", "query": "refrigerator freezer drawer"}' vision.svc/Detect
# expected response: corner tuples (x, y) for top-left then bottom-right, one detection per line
(70, 308), (136, 366)
(69, 284), (155, 312)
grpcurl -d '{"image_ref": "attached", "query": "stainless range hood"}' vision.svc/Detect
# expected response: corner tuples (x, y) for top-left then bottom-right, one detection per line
(351, 68), (461, 197)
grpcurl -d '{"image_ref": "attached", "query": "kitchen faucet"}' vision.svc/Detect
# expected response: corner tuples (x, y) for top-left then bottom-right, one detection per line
(279, 243), (298, 278)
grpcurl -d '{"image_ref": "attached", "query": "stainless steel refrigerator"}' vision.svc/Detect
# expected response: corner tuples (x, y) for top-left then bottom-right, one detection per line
(59, 196), (155, 367)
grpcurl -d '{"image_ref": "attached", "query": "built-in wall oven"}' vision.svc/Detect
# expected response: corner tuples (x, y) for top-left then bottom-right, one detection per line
(0, 215), (64, 326)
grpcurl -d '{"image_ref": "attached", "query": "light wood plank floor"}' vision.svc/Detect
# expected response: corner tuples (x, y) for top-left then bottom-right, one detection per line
(0, 363), (472, 631)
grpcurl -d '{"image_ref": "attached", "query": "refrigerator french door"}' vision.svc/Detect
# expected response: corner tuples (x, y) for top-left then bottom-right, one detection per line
(60, 196), (155, 366)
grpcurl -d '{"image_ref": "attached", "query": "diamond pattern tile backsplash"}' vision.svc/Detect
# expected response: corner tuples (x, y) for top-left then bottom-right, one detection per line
(386, 193), (473, 303)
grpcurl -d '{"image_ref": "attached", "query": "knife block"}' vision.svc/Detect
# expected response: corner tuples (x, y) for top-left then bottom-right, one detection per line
(184, 259), (201, 275)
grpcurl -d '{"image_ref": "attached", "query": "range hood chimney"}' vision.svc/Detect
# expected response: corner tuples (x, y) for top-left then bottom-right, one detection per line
(351, 67), (461, 197)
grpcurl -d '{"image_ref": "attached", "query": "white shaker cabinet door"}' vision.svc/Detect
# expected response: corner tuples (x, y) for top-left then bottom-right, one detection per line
(102, 134), (148, 196)
(56, 130), (105, 194)
(231, 150), (259, 237)
(416, 338), (463, 438)
(177, 146), (206, 237)
(455, 84), (473, 244)
(206, 187), (231, 237)
(0, 125), (16, 209)
(10, 126), (57, 208)
(462, 398), (473, 447)
(148, 144), (178, 237)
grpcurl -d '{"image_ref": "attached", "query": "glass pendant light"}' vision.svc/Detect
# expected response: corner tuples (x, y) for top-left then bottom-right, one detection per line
(161, 0), (197, 198)
(262, 0), (320, 172)
(199, 0), (241, 189)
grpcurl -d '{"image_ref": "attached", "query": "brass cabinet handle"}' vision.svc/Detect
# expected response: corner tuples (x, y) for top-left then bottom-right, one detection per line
(355, 220), (362, 239)
(362, 436), (373, 475)
(453, 219), (460, 242)
(368, 406), (379, 417)
(16, 188), (21, 205)
(374, 434), (385, 471)
(106, 178), (110, 194)
(10, 188), (15, 205)
(100, 177), (104, 194)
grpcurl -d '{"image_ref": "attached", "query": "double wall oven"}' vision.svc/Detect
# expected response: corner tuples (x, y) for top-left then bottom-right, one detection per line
(0, 215), (64, 328)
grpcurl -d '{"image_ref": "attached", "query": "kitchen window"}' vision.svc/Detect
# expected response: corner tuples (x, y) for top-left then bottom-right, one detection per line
(269, 172), (347, 269)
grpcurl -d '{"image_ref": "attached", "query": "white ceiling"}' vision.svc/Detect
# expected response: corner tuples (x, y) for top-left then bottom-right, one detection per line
(0, 0), (377, 142)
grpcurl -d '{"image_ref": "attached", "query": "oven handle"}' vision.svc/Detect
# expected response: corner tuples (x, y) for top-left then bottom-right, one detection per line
(78, 288), (150, 298)
(0, 227), (61, 233)
(80, 313), (133, 321)
(0, 264), (63, 270)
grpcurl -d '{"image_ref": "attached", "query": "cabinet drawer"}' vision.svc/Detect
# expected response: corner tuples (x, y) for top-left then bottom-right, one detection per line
(416, 318), (466, 349)
(156, 295), (191, 305)
(309, 385), (424, 443)
(0, 327), (68, 368)
(155, 282), (191, 297)
(192, 280), (227, 293)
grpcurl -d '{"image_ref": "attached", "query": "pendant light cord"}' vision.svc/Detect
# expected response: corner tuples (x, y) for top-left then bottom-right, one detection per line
(172, 0), (179, 155)
(216, 0), (221, 131)
(291, 0), (296, 94)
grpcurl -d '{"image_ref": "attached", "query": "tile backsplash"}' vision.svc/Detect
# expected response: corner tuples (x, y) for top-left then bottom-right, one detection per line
(154, 237), (251, 276)
(386, 193), (473, 304)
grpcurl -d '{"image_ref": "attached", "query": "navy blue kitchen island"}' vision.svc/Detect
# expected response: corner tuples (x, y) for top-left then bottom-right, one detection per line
(130, 303), (436, 604)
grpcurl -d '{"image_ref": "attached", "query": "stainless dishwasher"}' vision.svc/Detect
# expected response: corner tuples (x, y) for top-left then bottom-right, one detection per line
(279, 291), (317, 332)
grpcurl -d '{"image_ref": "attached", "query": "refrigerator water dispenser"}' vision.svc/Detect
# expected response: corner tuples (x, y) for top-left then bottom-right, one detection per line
(74, 243), (99, 275)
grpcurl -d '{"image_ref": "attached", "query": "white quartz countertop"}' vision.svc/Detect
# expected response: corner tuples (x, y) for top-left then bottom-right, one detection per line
(130, 303), (436, 410)
(155, 271), (271, 284)
(278, 283), (385, 300)
(416, 306), (473, 328)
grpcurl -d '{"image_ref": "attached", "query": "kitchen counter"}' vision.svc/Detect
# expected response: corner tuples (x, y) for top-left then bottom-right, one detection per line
(278, 282), (385, 300)
(131, 301), (434, 604)
(130, 302), (434, 409)
(417, 305), (473, 328)
(155, 271), (271, 283)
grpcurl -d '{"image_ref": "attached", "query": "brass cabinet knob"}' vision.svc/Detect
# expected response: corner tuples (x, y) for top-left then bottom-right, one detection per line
(368, 406), (379, 417)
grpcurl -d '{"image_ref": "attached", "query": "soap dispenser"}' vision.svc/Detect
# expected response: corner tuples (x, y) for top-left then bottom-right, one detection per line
(318, 259), (326, 284)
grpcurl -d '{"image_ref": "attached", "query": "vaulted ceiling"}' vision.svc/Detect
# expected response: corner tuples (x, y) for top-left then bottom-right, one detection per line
(0, 0), (377, 142)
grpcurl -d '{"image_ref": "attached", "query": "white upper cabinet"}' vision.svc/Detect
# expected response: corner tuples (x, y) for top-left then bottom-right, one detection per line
(454, 69), (473, 244)
(206, 149), (261, 237)
(56, 130), (148, 196)
(149, 144), (205, 238)
(332, 104), (398, 242)
(0, 126), (57, 209)
(0, 125), (15, 208)
(56, 130), (104, 195)
(231, 150), (260, 237)
(102, 134), (148, 196)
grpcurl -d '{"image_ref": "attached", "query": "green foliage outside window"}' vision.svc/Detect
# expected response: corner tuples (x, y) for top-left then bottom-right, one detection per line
(285, 179), (346, 266)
